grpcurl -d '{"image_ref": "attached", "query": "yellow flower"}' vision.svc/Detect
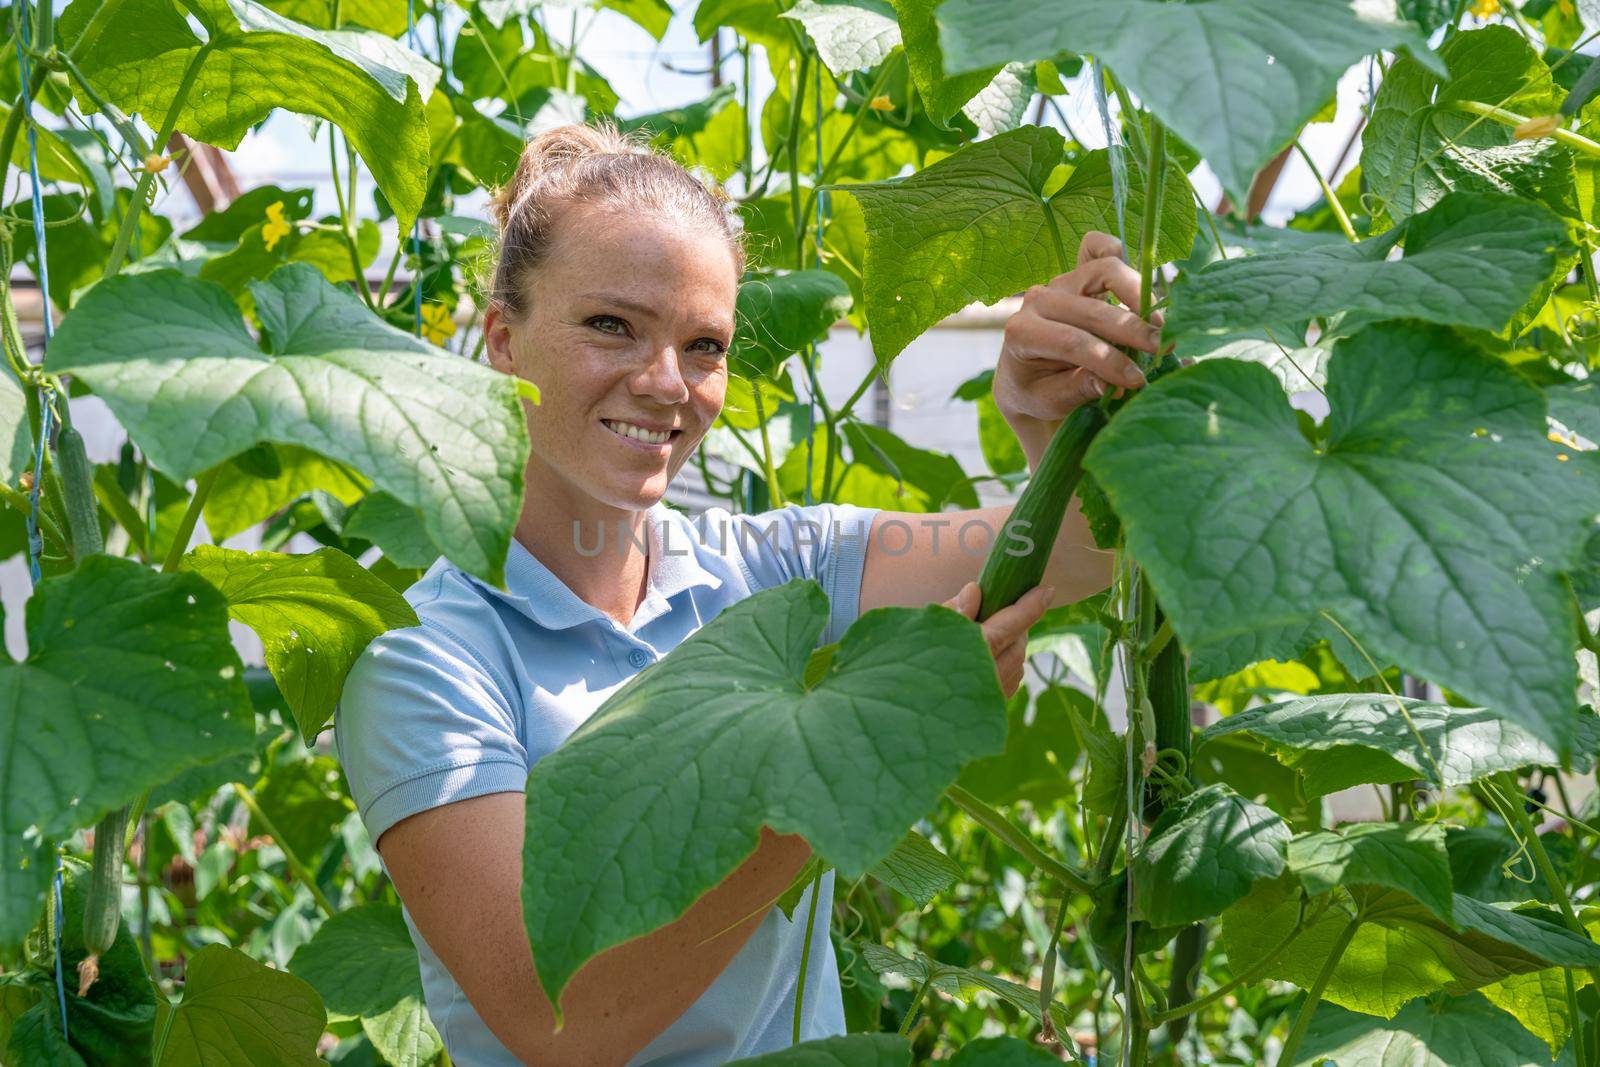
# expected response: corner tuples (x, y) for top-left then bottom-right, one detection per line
(1469, 0), (1500, 16)
(1561, 0), (1576, 15)
(867, 95), (894, 111)
(262, 200), (291, 252)
(1514, 114), (1561, 140)
(141, 153), (170, 174)
(421, 302), (456, 345)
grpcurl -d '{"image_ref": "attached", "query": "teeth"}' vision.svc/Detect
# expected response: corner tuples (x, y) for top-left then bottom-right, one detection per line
(605, 419), (672, 444)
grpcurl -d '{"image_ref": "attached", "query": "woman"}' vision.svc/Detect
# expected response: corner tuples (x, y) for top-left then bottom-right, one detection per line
(334, 118), (1161, 1065)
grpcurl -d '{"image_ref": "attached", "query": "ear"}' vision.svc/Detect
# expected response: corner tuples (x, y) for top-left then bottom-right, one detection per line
(483, 301), (515, 376)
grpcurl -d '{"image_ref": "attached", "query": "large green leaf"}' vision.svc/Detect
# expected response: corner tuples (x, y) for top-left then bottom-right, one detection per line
(0, 370), (26, 484)
(1085, 321), (1600, 757)
(1295, 994), (1558, 1067)
(1223, 879), (1600, 1017)
(780, 423), (978, 512)
(359, 997), (441, 1067)
(181, 545), (418, 742)
(889, 0), (1002, 127)
(1363, 27), (1577, 227)
(1132, 783), (1289, 927)
(1163, 194), (1571, 343)
(782, 0), (901, 76)
(522, 580), (1009, 1012)
(47, 264), (529, 584)
(62, 0), (428, 232)
(729, 1033), (912, 1066)
(288, 902), (421, 1018)
(1287, 822), (1455, 922)
(954, 684), (1082, 807)
(829, 127), (1195, 365)
(1482, 966), (1593, 1058)
(0, 557), (251, 950)
(1197, 695), (1600, 799)
(202, 445), (368, 544)
(153, 945), (325, 1066)
(734, 270), (854, 381)
(933, 0), (1442, 202)
(948, 1037), (1062, 1066)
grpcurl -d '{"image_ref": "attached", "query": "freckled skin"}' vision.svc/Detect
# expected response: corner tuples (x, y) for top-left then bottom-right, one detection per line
(484, 203), (739, 529)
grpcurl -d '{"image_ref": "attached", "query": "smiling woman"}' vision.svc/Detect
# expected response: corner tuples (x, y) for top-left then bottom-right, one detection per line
(332, 118), (1137, 1067)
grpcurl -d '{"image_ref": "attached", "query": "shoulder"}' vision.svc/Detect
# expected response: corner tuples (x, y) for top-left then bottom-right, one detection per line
(333, 560), (528, 844)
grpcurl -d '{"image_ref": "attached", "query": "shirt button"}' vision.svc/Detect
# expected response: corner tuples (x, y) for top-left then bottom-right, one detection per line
(628, 648), (651, 668)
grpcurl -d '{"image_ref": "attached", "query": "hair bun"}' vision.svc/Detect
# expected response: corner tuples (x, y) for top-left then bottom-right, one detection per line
(488, 120), (646, 231)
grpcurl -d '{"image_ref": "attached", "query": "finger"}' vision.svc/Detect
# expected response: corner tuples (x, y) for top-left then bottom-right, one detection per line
(1005, 312), (1147, 389)
(981, 583), (1055, 653)
(995, 637), (1027, 697)
(1077, 230), (1124, 264)
(943, 580), (979, 620)
(1028, 287), (1162, 356)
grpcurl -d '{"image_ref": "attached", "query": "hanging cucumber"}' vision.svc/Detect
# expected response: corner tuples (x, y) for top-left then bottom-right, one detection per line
(56, 425), (104, 560)
(976, 403), (1108, 622)
(78, 804), (129, 995)
(1142, 603), (1192, 822)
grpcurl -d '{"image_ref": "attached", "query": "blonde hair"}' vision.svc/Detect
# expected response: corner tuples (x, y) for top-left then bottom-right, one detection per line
(486, 118), (746, 317)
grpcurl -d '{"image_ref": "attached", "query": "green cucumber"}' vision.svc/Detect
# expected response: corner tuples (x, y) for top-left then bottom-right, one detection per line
(57, 425), (104, 561)
(77, 804), (128, 995)
(1143, 605), (1192, 822)
(976, 404), (1107, 622)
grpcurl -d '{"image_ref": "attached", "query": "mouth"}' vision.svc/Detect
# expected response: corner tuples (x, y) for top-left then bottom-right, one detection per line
(601, 418), (680, 451)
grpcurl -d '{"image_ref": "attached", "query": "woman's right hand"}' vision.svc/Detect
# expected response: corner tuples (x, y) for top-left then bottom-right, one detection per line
(943, 580), (1054, 698)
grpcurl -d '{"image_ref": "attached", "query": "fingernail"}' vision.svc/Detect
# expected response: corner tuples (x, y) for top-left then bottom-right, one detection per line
(1092, 377), (1108, 397)
(1124, 366), (1147, 387)
(1041, 584), (1056, 604)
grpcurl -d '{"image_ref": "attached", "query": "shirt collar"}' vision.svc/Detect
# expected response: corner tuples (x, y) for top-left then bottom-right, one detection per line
(467, 501), (718, 631)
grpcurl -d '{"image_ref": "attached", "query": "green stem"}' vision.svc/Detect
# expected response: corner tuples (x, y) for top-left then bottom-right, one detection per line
(328, 129), (373, 308)
(1138, 617), (1172, 664)
(832, 364), (881, 425)
(159, 466), (219, 574)
(0, 480), (66, 553)
(231, 783), (336, 918)
(791, 861), (823, 1044)
(897, 975), (933, 1037)
(1277, 916), (1361, 1067)
(1136, 121), (1166, 322)
(751, 380), (785, 507)
(786, 50), (811, 268)
(1498, 775), (1600, 987)
(103, 44), (213, 280)
(1449, 100), (1600, 156)
(800, 54), (899, 230)
(1292, 140), (1357, 242)
(1150, 898), (1325, 1025)
(945, 784), (1095, 894)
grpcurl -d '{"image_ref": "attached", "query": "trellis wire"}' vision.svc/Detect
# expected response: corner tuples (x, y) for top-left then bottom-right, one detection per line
(406, 0), (424, 336)
(12, 0), (70, 1039)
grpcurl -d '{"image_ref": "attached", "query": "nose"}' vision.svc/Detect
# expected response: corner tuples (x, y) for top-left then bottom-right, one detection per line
(631, 345), (690, 406)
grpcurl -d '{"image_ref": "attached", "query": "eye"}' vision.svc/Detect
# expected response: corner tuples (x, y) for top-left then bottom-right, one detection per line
(587, 315), (628, 336)
(691, 338), (728, 357)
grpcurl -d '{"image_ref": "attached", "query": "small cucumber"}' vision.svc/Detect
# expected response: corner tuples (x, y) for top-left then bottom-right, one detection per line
(56, 425), (104, 561)
(77, 805), (128, 996)
(976, 404), (1107, 622)
(1142, 605), (1191, 822)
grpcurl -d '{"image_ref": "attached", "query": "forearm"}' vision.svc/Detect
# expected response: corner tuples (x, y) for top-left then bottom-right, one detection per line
(381, 795), (817, 1067)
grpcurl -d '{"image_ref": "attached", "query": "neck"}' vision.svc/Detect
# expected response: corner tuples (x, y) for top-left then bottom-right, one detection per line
(512, 457), (653, 628)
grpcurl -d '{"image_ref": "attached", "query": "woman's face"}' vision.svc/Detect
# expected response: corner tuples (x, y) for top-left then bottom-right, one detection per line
(486, 202), (739, 515)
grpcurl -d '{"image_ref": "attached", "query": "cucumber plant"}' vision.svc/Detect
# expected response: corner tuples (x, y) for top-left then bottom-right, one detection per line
(3, 0), (1600, 1065)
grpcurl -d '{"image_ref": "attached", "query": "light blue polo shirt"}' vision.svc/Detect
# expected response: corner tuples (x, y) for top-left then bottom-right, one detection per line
(333, 499), (879, 1066)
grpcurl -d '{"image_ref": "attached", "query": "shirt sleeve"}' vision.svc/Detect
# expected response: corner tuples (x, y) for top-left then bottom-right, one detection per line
(333, 620), (527, 847)
(724, 501), (879, 644)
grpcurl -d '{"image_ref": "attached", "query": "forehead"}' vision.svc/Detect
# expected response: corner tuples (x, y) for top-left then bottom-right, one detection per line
(543, 204), (738, 317)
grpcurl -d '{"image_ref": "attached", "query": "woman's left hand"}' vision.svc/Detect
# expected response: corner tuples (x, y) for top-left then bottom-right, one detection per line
(991, 231), (1162, 428)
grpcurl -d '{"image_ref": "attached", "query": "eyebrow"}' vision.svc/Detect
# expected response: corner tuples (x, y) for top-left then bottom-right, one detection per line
(581, 292), (733, 337)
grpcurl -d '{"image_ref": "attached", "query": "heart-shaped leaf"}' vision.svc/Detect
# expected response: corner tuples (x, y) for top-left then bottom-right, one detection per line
(830, 126), (1194, 366)
(782, 0), (901, 76)
(1164, 193), (1571, 344)
(0, 556), (251, 950)
(153, 945), (325, 1066)
(47, 264), (529, 584)
(734, 270), (854, 381)
(934, 0), (1442, 202)
(1133, 783), (1290, 927)
(1288, 822), (1455, 922)
(62, 0), (427, 232)
(1198, 695), (1600, 799)
(1086, 321), (1600, 756)
(522, 579), (1008, 1011)
(1295, 994), (1558, 1067)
